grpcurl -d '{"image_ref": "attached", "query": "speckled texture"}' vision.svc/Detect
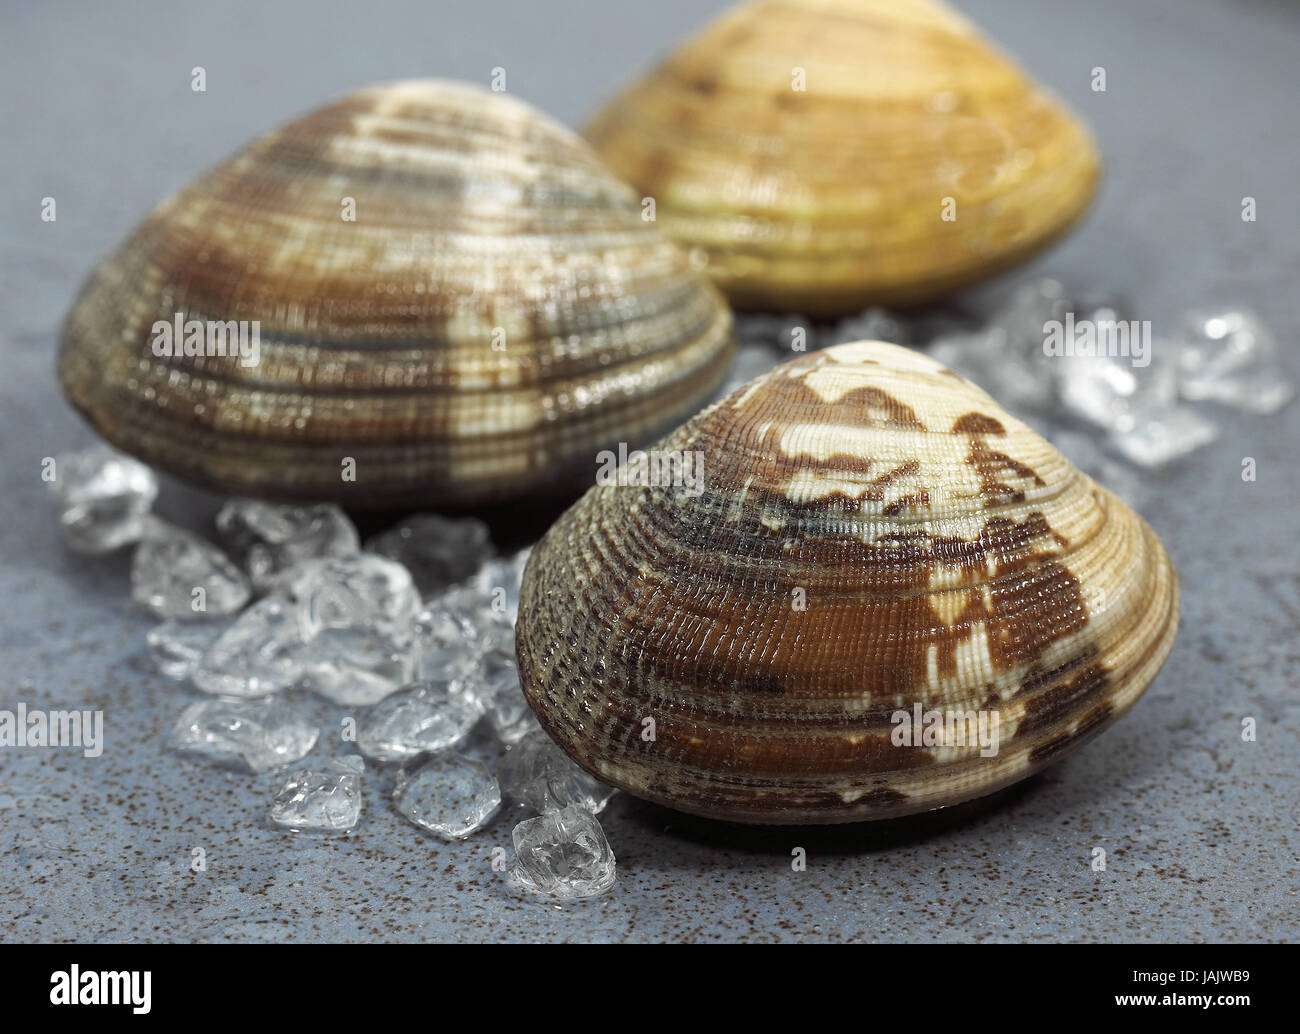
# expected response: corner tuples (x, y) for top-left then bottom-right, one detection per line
(2, 0), (1298, 942)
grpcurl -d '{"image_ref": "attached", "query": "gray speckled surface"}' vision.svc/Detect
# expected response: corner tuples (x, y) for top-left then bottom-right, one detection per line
(2, 0), (1298, 943)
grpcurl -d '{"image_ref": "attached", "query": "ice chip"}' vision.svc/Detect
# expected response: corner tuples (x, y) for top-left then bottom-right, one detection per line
(923, 280), (1079, 421)
(1055, 340), (1178, 433)
(499, 728), (616, 815)
(366, 514), (495, 597)
(269, 756), (364, 834)
(469, 548), (531, 626)
(216, 500), (359, 589)
(147, 618), (233, 681)
(412, 584), (506, 680)
(471, 645), (538, 744)
(493, 707), (541, 746)
(1050, 322), (1220, 467)
(356, 679), (483, 763)
(509, 805), (617, 899)
(996, 278), (1077, 352)
(392, 753), (501, 840)
(131, 517), (250, 619)
(48, 445), (158, 554)
(929, 326), (1053, 420)
(1107, 406), (1219, 468)
(170, 696), (318, 773)
(296, 623), (417, 706)
(282, 553), (421, 636)
(1176, 309), (1294, 414)
(191, 596), (308, 698)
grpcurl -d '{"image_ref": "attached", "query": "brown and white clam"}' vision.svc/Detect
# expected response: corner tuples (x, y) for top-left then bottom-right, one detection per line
(58, 80), (734, 507)
(584, 0), (1101, 315)
(516, 341), (1178, 824)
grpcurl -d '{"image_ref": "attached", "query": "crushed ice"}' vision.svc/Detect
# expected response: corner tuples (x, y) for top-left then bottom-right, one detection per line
(170, 695), (319, 774)
(216, 499), (359, 590)
(132, 516), (251, 619)
(269, 756), (365, 835)
(509, 805), (617, 900)
(499, 729), (617, 816)
(393, 753), (502, 840)
(47, 445), (158, 554)
(356, 678), (483, 763)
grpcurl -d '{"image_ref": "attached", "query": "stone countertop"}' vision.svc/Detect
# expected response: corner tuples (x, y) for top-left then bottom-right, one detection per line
(1, 0), (1297, 942)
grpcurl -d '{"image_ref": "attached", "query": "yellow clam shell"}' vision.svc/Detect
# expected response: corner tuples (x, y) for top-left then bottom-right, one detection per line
(585, 0), (1101, 315)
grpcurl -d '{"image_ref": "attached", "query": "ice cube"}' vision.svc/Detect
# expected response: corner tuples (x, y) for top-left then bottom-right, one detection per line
(994, 278), (1077, 353)
(366, 514), (494, 597)
(469, 548), (531, 626)
(1108, 406), (1219, 468)
(412, 584), (507, 680)
(296, 624), (417, 706)
(147, 618), (233, 681)
(392, 753), (501, 840)
(499, 728), (616, 815)
(509, 805), (617, 899)
(216, 500), (359, 590)
(131, 517), (250, 619)
(282, 553), (421, 637)
(48, 445), (158, 554)
(356, 679), (483, 763)
(471, 645), (538, 744)
(170, 695), (318, 773)
(269, 756), (364, 834)
(1177, 309), (1294, 414)
(1051, 318), (1220, 466)
(191, 596), (308, 698)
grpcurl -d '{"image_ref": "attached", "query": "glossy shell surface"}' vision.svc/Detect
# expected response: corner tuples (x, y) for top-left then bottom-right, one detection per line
(58, 80), (734, 507)
(585, 0), (1101, 315)
(516, 341), (1178, 824)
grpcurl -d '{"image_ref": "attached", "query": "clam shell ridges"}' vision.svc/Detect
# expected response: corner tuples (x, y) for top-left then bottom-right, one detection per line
(584, 0), (1101, 314)
(58, 80), (734, 506)
(517, 342), (1178, 824)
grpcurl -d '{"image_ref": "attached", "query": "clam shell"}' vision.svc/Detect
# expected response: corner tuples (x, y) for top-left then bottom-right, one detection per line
(58, 80), (734, 507)
(584, 0), (1101, 315)
(516, 341), (1178, 824)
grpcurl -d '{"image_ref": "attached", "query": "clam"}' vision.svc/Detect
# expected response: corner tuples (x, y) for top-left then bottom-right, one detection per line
(584, 0), (1101, 315)
(516, 341), (1178, 824)
(58, 80), (734, 507)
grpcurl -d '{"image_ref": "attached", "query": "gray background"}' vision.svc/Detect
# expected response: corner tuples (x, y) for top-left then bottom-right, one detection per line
(1, 0), (1297, 942)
